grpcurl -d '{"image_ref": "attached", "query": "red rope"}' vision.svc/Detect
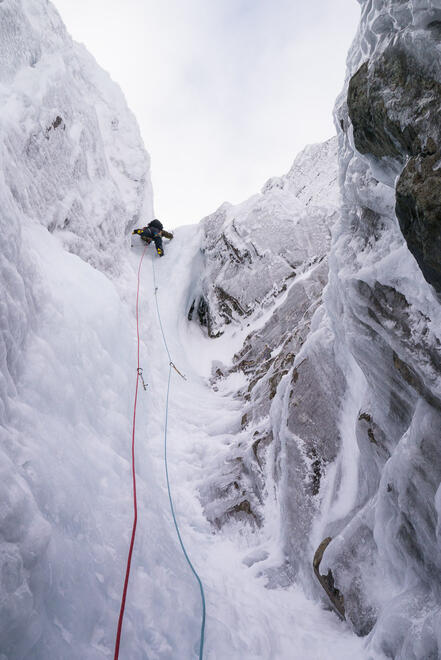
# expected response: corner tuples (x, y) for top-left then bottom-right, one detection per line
(114, 245), (147, 659)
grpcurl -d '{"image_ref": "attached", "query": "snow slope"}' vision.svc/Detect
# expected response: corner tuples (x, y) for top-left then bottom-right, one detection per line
(127, 229), (368, 660)
(2, 226), (203, 659)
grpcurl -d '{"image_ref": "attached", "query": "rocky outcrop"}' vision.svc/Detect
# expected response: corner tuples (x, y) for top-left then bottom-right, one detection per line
(313, 538), (345, 620)
(192, 138), (338, 338)
(194, 139), (341, 564)
(347, 47), (441, 160)
(347, 43), (441, 293)
(396, 149), (441, 293)
(314, 1), (441, 656)
(192, 5), (441, 656)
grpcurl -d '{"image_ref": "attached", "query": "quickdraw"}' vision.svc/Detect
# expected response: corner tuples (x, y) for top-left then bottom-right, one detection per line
(137, 367), (148, 390)
(170, 361), (187, 381)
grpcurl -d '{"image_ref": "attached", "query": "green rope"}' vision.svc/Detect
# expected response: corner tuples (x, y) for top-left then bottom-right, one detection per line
(152, 258), (206, 660)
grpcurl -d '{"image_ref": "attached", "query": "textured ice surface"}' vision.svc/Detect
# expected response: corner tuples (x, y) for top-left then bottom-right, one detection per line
(196, 138), (338, 337)
(315, 1), (441, 657)
(190, 4), (441, 658)
(191, 138), (344, 582)
(0, 0), (151, 275)
(0, 2), (198, 658)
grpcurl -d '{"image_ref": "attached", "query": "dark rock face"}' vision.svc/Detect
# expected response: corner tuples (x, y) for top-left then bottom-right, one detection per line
(347, 48), (439, 159)
(323, 524), (379, 637)
(187, 295), (210, 329)
(396, 152), (441, 293)
(348, 61), (410, 160)
(313, 537), (345, 620)
(347, 46), (441, 293)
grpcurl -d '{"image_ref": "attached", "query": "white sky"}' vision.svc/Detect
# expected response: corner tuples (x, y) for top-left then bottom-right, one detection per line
(52, 1), (360, 227)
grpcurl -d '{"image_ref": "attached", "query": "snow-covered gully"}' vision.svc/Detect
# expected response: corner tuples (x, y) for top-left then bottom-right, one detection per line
(128, 231), (366, 659)
(3, 1), (441, 658)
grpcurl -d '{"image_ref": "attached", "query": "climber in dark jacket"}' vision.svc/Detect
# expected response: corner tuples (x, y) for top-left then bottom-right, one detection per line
(132, 219), (173, 256)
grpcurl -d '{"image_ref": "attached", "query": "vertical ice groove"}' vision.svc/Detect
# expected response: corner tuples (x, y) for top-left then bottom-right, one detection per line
(326, 356), (364, 525)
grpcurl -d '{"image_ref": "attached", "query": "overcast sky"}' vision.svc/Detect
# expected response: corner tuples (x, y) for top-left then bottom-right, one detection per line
(52, 1), (360, 227)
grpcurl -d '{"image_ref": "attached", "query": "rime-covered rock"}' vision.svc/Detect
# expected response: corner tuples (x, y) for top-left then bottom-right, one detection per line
(347, 39), (441, 292)
(192, 138), (338, 337)
(4, 1), (441, 658)
(316, 1), (441, 655)
(192, 138), (342, 551)
(194, 4), (441, 657)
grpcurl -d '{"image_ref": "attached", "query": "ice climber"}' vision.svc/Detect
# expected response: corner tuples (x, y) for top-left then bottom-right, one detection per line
(132, 219), (173, 256)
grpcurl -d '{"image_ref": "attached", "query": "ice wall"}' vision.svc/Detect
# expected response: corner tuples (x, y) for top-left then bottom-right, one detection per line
(0, 2), (201, 658)
(3, 0), (441, 657)
(312, 1), (441, 657)
(0, 0), (151, 424)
